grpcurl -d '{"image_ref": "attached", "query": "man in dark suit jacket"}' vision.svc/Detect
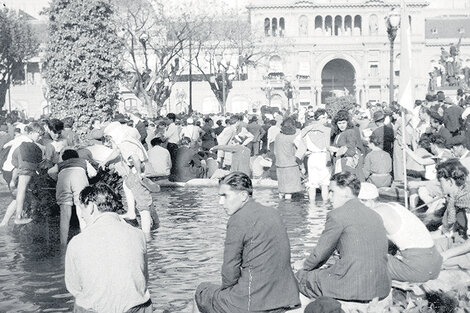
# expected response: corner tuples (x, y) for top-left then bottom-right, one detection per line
(295, 172), (391, 303)
(195, 172), (300, 313)
(443, 97), (464, 135)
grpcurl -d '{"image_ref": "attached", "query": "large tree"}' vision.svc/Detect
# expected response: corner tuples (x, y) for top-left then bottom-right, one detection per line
(0, 9), (39, 110)
(43, 0), (123, 134)
(114, 0), (189, 116)
(189, 8), (285, 113)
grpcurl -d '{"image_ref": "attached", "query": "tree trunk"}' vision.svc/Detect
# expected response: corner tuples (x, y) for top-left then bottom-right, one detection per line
(0, 81), (8, 110)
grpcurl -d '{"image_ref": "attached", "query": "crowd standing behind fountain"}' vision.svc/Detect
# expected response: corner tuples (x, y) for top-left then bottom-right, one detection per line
(0, 90), (469, 311)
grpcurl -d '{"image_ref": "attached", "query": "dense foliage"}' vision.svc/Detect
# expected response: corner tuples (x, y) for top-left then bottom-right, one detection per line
(324, 95), (356, 119)
(0, 9), (39, 109)
(44, 0), (124, 135)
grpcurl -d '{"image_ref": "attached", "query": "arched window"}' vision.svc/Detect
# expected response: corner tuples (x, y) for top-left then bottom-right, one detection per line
(334, 15), (343, 36)
(344, 15), (352, 35)
(299, 15), (308, 37)
(272, 18), (278, 37)
(279, 17), (285, 37)
(354, 15), (362, 35)
(325, 15), (333, 36)
(264, 18), (271, 36)
(269, 55), (283, 73)
(315, 16), (323, 30)
(369, 14), (378, 35)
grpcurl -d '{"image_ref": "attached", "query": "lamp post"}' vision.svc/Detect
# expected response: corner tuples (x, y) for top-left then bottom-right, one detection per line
(386, 8), (401, 105)
(261, 80), (273, 107)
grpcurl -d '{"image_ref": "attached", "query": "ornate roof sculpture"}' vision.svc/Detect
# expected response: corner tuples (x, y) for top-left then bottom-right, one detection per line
(247, 0), (429, 9)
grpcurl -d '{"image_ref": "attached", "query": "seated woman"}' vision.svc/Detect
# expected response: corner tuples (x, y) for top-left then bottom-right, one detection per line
(329, 110), (364, 177)
(406, 134), (449, 211)
(358, 182), (442, 283)
(434, 159), (470, 251)
(363, 133), (392, 188)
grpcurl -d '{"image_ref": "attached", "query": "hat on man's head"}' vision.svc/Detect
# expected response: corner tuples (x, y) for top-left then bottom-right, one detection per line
(304, 297), (344, 313)
(373, 110), (385, 122)
(187, 118), (194, 124)
(358, 182), (379, 200)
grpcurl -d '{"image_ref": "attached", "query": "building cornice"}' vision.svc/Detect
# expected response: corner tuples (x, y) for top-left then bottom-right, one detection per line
(247, 1), (429, 10)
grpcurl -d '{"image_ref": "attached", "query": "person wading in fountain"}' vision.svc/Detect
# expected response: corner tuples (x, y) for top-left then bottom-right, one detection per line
(194, 172), (300, 313)
(65, 183), (152, 313)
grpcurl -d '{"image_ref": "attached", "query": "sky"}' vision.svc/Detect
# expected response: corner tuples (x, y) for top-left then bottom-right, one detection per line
(1, 0), (463, 19)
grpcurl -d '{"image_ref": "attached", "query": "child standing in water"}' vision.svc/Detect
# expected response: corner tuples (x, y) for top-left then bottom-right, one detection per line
(0, 123), (44, 226)
(48, 149), (97, 245)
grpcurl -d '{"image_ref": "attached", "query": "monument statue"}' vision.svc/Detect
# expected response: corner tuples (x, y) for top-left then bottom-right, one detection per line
(438, 36), (463, 87)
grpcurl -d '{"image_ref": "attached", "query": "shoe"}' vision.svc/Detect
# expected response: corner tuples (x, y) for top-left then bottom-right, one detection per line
(14, 218), (33, 225)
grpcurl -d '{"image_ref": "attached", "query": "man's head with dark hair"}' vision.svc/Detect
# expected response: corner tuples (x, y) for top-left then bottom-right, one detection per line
(79, 183), (119, 213)
(180, 136), (191, 146)
(430, 111), (444, 127)
(437, 159), (468, 188)
(368, 133), (383, 148)
(418, 133), (433, 153)
(216, 120), (222, 126)
(331, 172), (361, 196)
(430, 134), (447, 149)
(166, 113), (176, 122)
(46, 118), (64, 135)
(314, 108), (327, 121)
(219, 171), (253, 196)
(218, 171), (253, 216)
(151, 137), (164, 147)
(270, 119), (277, 126)
(62, 149), (79, 161)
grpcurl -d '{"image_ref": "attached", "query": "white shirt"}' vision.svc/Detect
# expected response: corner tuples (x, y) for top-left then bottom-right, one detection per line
(65, 213), (150, 313)
(164, 122), (180, 144)
(181, 124), (201, 142)
(267, 125), (281, 149)
(2, 135), (33, 171)
(146, 145), (171, 176)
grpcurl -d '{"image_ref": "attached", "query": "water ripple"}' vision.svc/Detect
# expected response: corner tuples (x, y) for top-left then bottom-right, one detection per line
(0, 187), (327, 313)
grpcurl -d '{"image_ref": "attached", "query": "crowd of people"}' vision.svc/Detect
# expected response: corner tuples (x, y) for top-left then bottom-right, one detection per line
(0, 86), (469, 312)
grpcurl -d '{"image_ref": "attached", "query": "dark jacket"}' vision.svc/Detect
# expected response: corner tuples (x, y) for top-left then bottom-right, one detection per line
(169, 146), (204, 182)
(219, 200), (300, 311)
(371, 125), (394, 156)
(298, 198), (391, 301)
(443, 104), (464, 133)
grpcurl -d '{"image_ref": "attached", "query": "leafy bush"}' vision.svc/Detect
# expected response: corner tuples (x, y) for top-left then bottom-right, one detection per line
(44, 0), (124, 136)
(325, 95), (356, 119)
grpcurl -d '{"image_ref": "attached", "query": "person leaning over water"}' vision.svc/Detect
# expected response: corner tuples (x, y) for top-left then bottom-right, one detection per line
(65, 183), (152, 313)
(358, 182), (442, 283)
(295, 172), (391, 308)
(194, 172), (300, 313)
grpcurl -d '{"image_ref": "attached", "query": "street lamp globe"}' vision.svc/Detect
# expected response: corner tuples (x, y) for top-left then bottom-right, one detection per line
(387, 8), (401, 28)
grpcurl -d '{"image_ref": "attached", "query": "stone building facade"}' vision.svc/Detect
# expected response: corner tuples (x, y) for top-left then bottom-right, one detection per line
(244, 0), (470, 109)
